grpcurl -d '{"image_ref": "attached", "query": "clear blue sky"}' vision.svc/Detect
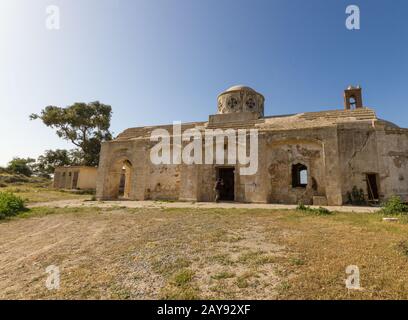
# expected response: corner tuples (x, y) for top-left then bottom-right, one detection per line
(0, 0), (407, 166)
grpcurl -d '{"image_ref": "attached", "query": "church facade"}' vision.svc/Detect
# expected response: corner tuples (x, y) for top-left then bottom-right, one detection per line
(96, 85), (408, 206)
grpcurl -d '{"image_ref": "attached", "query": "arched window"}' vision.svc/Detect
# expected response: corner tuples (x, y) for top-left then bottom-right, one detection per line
(292, 163), (308, 188)
(349, 96), (357, 109)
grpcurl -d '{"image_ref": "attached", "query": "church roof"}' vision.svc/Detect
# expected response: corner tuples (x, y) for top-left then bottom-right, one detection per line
(114, 107), (394, 141)
(261, 107), (379, 130)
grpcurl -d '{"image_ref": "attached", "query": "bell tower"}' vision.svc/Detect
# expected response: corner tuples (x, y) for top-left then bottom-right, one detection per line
(344, 85), (363, 110)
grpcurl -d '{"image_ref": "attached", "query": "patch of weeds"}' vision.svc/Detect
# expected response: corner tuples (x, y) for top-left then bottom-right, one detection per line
(104, 205), (127, 211)
(296, 203), (332, 215)
(152, 257), (191, 276)
(254, 255), (277, 265)
(290, 257), (305, 266)
(397, 240), (408, 257)
(237, 250), (277, 266)
(172, 269), (194, 286)
(18, 207), (56, 219)
(211, 271), (235, 280)
(18, 206), (90, 219)
(380, 196), (408, 215)
(237, 250), (266, 265)
(235, 272), (255, 288)
(227, 235), (245, 243)
(155, 199), (176, 203)
(208, 284), (236, 299)
(208, 254), (234, 266)
(162, 207), (185, 213)
(84, 195), (97, 202)
(236, 277), (249, 289)
(277, 281), (291, 293)
(60, 189), (95, 195)
(209, 229), (229, 242)
(160, 286), (200, 300)
(160, 269), (199, 300)
(110, 285), (132, 299)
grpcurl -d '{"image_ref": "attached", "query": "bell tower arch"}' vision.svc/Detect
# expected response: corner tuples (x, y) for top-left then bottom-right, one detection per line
(344, 85), (363, 110)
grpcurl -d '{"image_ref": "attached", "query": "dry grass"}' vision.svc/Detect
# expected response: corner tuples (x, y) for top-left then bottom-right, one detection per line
(1, 185), (92, 204)
(0, 206), (408, 299)
(275, 211), (408, 299)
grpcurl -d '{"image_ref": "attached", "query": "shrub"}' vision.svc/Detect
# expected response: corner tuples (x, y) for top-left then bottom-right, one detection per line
(0, 167), (8, 174)
(346, 186), (366, 205)
(7, 158), (35, 177)
(315, 207), (331, 215)
(296, 202), (307, 211)
(380, 196), (408, 215)
(0, 192), (26, 219)
(296, 202), (332, 215)
(0, 174), (29, 184)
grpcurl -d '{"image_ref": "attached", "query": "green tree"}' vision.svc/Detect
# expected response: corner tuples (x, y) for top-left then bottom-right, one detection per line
(68, 149), (86, 166)
(30, 101), (113, 166)
(7, 158), (36, 177)
(34, 149), (72, 178)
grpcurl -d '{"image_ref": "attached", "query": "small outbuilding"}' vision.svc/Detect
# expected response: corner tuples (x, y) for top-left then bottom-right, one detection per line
(53, 166), (97, 190)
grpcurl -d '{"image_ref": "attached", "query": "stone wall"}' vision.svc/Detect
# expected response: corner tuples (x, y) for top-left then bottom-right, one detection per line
(377, 128), (408, 201)
(96, 120), (408, 206)
(337, 123), (379, 201)
(54, 166), (97, 190)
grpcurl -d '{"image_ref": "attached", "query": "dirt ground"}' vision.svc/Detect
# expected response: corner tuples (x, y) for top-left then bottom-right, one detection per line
(0, 207), (287, 299)
(1, 204), (408, 300)
(29, 198), (380, 213)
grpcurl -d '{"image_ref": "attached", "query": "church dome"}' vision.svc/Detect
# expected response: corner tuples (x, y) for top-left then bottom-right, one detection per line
(217, 85), (264, 117)
(225, 85), (256, 93)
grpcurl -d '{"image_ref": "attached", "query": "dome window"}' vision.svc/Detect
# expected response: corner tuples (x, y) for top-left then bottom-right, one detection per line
(246, 98), (256, 109)
(227, 97), (238, 109)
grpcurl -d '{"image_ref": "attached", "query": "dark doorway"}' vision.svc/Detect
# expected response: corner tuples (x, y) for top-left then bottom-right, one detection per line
(366, 173), (379, 201)
(118, 160), (132, 199)
(72, 172), (79, 189)
(217, 167), (235, 201)
(118, 169), (126, 197)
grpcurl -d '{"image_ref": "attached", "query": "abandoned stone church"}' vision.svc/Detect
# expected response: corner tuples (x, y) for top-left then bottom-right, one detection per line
(96, 85), (408, 206)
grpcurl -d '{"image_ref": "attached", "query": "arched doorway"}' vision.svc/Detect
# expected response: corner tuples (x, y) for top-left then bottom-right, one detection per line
(107, 158), (133, 200)
(118, 160), (132, 199)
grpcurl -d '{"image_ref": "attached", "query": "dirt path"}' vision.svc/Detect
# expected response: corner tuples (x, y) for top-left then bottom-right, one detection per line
(29, 199), (380, 213)
(0, 207), (290, 299)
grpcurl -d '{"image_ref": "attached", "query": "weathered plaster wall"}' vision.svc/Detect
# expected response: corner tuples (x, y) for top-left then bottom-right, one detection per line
(264, 130), (327, 205)
(77, 167), (98, 190)
(376, 129), (408, 201)
(145, 164), (181, 200)
(337, 124), (379, 201)
(54, 166), (97, 190)
(96, 121), (408, 205)
(96, 140), (139, 200)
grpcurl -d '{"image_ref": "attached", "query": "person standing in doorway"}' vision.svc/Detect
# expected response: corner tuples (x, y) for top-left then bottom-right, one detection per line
(214, 178), (224, 203)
